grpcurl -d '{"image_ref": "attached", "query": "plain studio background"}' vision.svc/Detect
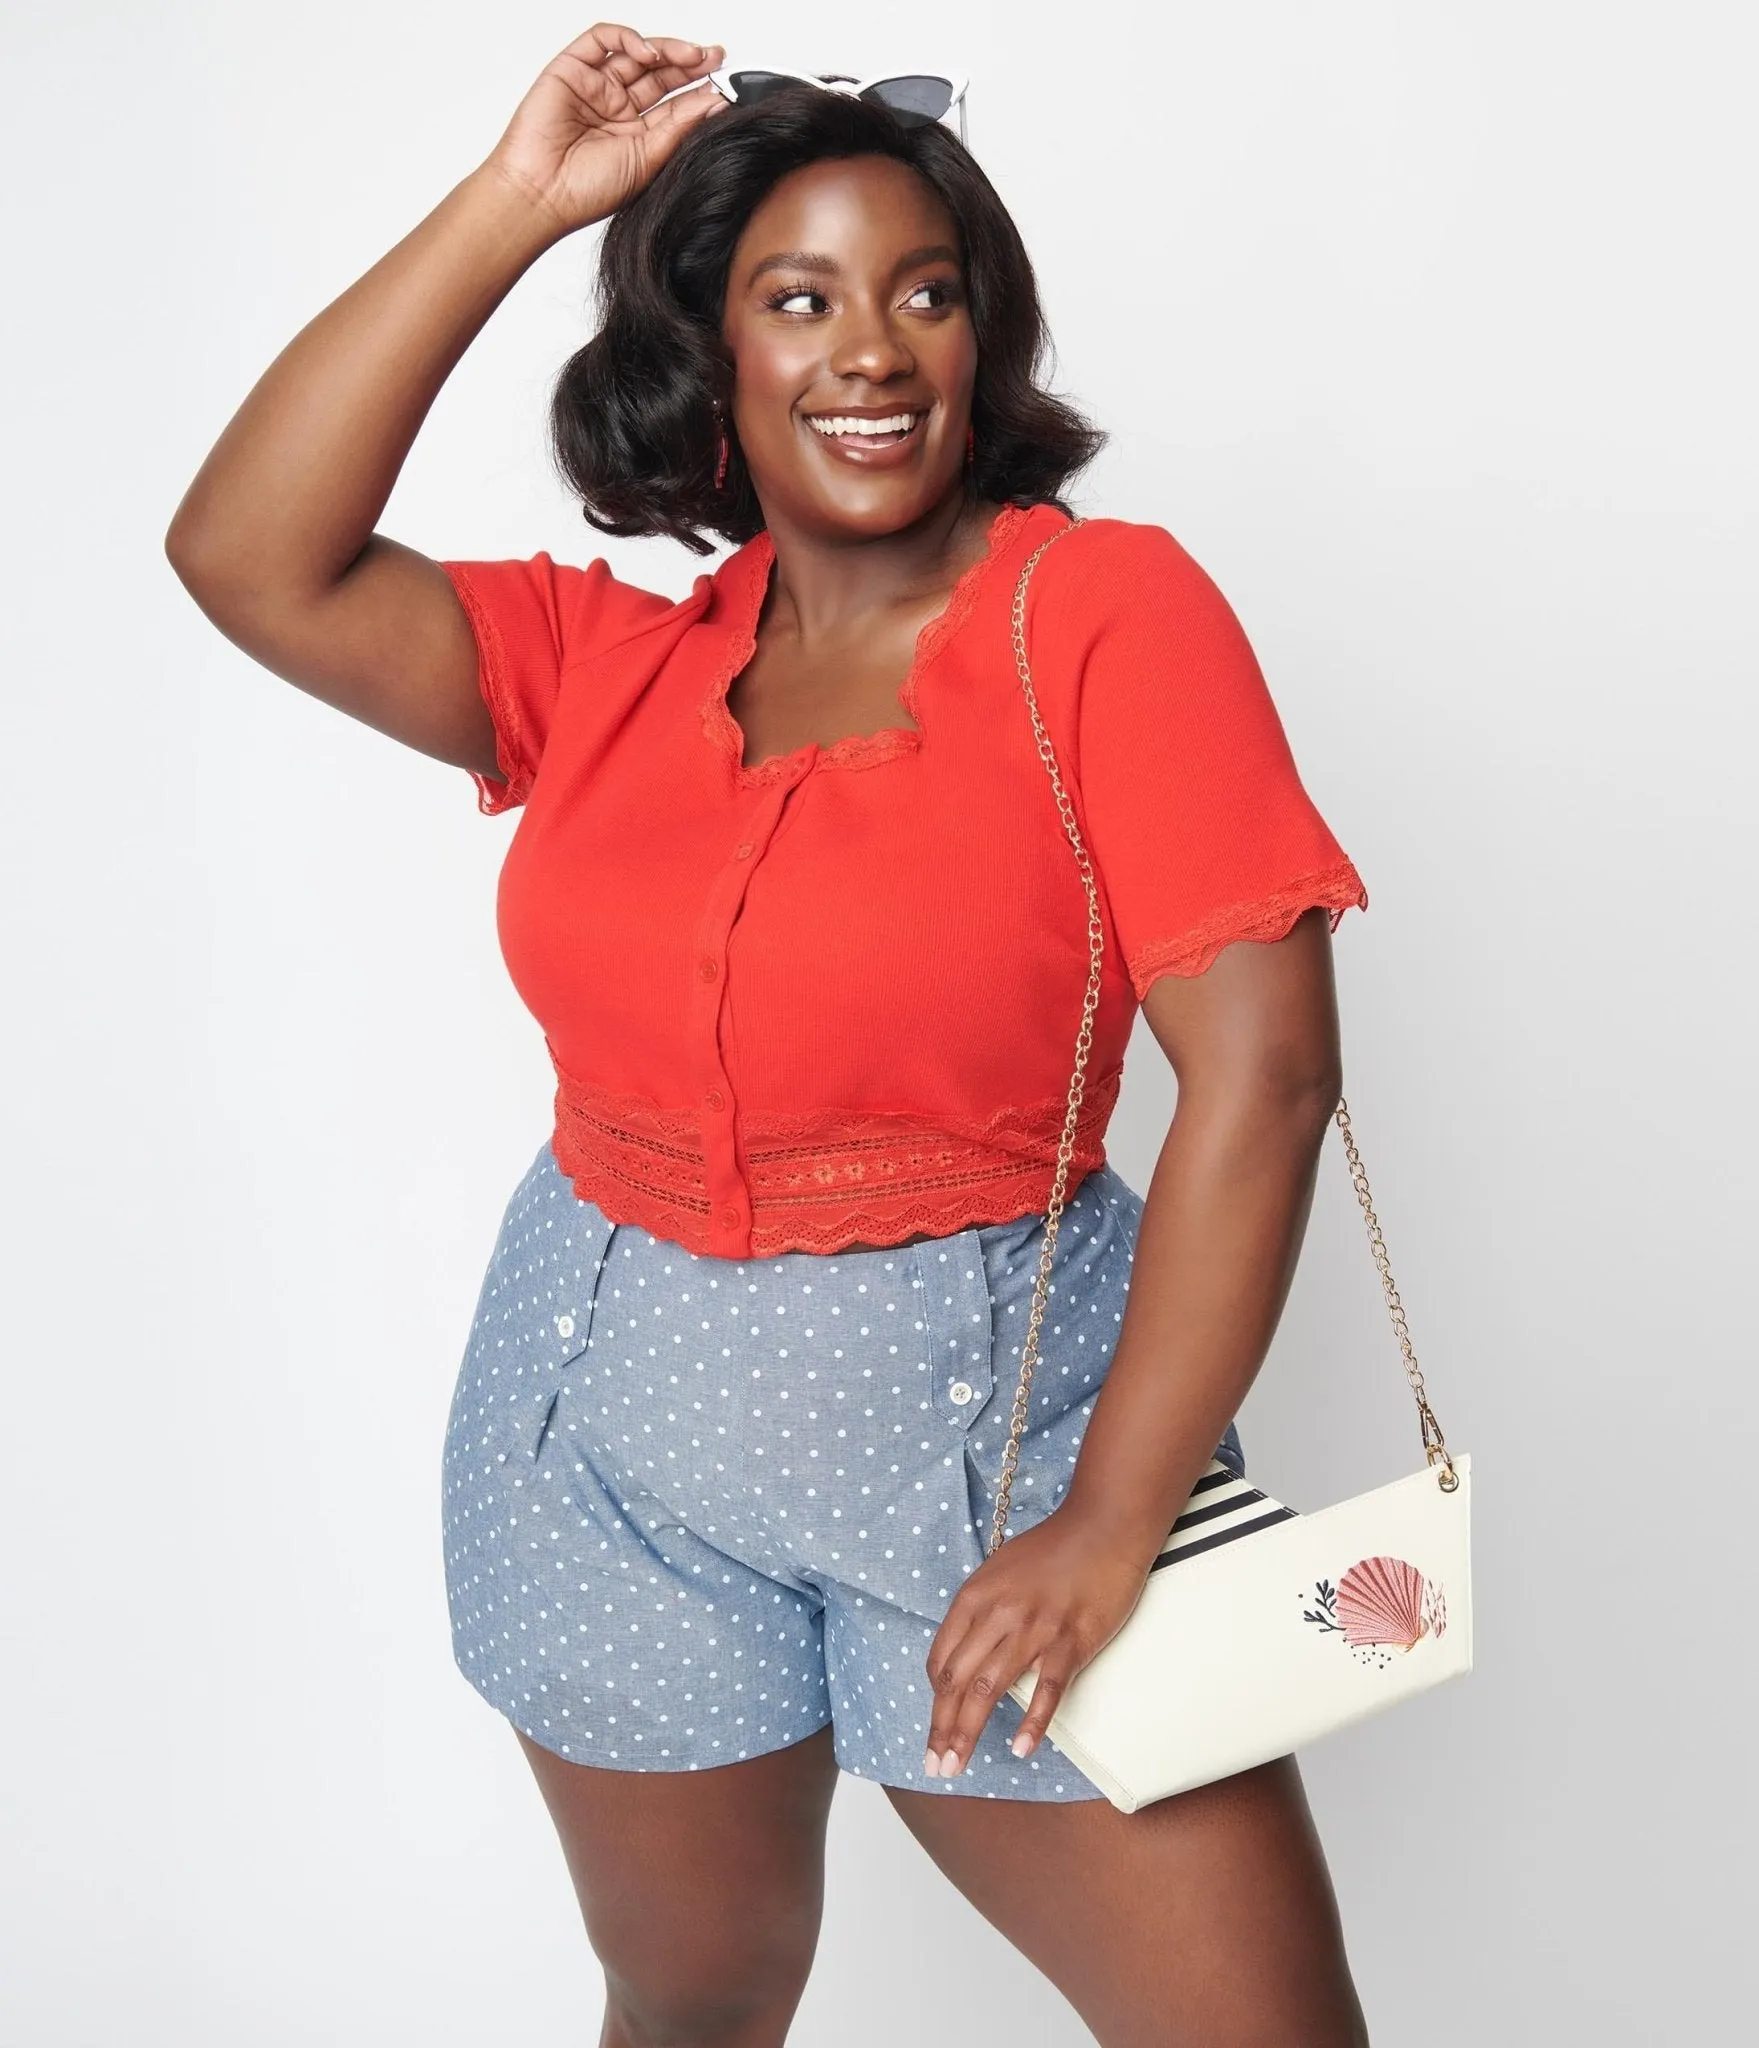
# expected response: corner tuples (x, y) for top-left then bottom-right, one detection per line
(3, 3), (1752, 2041)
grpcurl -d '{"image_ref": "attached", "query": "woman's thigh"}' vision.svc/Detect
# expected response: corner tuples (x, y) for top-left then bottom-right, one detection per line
(885, 1753), (1369, 2048)
(516, 1723), (841, 2047)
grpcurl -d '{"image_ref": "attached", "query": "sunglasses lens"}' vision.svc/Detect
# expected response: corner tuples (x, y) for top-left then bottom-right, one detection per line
(726, 70), (803, 105)
(864, 76), (956, 127)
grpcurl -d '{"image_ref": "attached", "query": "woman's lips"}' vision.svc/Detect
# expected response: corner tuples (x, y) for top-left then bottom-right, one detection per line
(801, 409), (929, 463)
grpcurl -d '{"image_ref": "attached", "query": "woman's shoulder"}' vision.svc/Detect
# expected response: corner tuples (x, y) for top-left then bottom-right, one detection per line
(447, 531), (770, 661)
(552, 538), (754, 623)
(1043, 508), (1221, 587)
(1022, 508), (1252, 645)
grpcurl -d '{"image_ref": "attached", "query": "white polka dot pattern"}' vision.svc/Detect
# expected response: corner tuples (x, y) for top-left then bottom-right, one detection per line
(439, 1140), (1247, 1800)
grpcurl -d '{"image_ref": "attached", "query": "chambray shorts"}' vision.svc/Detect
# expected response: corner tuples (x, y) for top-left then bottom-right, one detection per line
(439, 1137), (1246, 1801)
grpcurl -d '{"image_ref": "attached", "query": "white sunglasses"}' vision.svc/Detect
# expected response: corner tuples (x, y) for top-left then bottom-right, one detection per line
(708, 69), (970, 147)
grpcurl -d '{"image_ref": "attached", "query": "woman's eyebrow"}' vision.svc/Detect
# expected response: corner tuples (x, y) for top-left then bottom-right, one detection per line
(893, 243), (961, 271)
(744, 243), (963, 288)
(746, 250), (838, 287)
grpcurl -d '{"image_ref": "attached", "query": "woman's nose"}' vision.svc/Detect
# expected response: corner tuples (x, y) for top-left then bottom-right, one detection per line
(827, 306), (916, 384)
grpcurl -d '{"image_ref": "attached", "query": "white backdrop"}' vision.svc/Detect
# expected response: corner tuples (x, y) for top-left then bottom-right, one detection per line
(4, 3), (1753, 2041)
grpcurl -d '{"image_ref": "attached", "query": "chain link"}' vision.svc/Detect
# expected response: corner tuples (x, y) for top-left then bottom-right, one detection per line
(987, 517), (1456, 1557)
(1330, 1099), (1458, 1490)
(988, 521), (1107, 1555)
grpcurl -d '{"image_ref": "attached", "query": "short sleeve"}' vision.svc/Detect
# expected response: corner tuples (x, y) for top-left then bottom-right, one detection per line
(441, 552), (672, 815)
(1070, 524), (1369, 999)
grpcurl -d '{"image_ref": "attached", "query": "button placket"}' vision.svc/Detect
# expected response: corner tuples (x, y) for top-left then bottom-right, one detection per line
(916, 1230), (996, 1430)
(692, 756), (819, 1256)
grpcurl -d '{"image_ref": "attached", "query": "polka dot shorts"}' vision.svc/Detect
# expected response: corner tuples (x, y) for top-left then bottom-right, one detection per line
(439, 1139), (1246, 1801)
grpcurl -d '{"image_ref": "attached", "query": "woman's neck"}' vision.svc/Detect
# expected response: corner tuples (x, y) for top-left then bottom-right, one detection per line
(757, 492), (1006, 645)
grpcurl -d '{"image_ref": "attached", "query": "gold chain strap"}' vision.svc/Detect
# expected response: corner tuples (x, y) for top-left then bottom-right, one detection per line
(987, 519), (1457, 1558)
(1329, 1100), (1456, 1487)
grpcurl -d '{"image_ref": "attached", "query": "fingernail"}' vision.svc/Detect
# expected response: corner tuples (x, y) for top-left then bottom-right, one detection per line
(940, 1747), (962, 1776)
(923, 1748), (941, 1777)
(1011, 1732), (1033, 1757)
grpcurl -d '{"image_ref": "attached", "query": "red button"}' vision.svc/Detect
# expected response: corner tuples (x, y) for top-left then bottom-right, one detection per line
(698, 957), (719, 981)
(705, 1088), (725, 1112)
(733, 842), (754, 860)
(719, 1205), (740, 1229)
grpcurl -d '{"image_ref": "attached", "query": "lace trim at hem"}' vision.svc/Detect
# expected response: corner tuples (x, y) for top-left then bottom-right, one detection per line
(555, 1148), (1113, 1258)
(1125, 860), (1370, 997)
(444, 562), (531, 816)
(546, 1051), (1122, 1258)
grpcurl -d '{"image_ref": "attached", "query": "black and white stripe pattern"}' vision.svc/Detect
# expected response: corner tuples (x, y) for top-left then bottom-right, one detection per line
(1148, 1461), (1299, 1572)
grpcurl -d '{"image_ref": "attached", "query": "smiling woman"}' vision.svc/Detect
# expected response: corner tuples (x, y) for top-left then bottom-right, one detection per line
(163, 21), (1371, 2046)
(550, 84), (1100, 550)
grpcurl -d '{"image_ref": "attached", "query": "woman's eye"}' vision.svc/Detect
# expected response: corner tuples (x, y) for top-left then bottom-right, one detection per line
(904, 279), (957, 310)
(771, 288), (825, 314)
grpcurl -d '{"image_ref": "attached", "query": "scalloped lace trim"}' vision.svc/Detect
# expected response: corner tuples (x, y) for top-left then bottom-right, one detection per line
(697, 501), (1032, 787)
(1125, 860), (1370, 996)
(546, 1051), (1122, 1257)
(444, 563), (532, 816)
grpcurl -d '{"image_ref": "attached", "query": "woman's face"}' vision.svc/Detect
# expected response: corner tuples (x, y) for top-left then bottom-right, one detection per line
(720, 153), (978, 541)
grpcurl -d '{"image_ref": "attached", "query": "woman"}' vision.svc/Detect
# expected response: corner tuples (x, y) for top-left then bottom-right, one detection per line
(167, 24), (1373, 2046)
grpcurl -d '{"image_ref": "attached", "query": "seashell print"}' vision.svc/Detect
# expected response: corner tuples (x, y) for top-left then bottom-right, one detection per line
(1335, 1555), (1432, 1651)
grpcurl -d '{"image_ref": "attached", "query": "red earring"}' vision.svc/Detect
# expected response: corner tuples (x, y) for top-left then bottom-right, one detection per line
(965, 424), (976, 466)
(714, 419), (729, 491)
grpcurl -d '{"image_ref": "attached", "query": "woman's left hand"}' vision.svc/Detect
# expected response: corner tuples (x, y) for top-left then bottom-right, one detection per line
(921, 1499), (1158, 1777)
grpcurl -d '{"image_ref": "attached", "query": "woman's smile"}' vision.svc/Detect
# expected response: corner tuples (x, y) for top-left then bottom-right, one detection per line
(801, 402), (931, 463)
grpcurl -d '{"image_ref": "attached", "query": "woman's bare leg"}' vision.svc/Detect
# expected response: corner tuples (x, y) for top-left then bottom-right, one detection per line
(516, 1723), (841, 2048)
(886, 1753), (1368, 2047)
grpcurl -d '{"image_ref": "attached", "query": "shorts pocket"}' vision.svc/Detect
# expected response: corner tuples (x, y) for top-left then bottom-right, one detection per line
(446, 1194), (621, 1478)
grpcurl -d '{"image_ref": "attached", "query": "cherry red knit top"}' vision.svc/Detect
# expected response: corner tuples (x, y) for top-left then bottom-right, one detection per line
(442, 499), (1368, 1258)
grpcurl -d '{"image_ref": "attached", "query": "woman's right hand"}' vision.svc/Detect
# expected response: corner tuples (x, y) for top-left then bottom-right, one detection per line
(482, 23), (726, 237)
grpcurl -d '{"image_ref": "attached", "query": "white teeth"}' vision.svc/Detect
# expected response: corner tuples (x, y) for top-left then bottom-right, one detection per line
(807, 412), (922, 438)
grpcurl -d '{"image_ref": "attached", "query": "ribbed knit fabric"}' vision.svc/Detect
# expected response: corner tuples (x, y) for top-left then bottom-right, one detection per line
(443, 500), (1367, 1258)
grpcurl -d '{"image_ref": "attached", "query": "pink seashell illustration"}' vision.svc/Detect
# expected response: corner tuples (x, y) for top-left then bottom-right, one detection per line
(1336, 1555), (1432, 1651)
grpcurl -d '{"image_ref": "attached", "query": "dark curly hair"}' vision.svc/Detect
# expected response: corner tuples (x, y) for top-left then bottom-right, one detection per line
(550, 82), (1105, 555)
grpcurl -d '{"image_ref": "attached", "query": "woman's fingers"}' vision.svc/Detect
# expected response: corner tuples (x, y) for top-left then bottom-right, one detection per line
(552, 23), (668, 69)
(925, 1612), (1047, 1778)
(552, 57), (641, 126)
(918, 1516), (1141, 1780)
(637, 77), (728, 149)
(554, 24), (721, 86)
(636, 34), (725, 71)
(601, 39), (723, 103)
(1009, 1659), (1071, 1758)
(490, 29), (723, 232)
(552, 31), (722, 127)
(618, 60), (710, 112)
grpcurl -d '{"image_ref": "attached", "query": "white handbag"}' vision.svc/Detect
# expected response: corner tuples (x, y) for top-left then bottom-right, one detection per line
(1000, 518), (1474, 1813)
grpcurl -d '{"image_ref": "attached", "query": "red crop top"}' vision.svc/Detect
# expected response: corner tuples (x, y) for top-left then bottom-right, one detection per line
(442, 499), (1368, 1258)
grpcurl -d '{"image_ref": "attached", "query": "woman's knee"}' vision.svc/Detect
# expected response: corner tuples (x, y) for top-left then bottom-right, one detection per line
(600, 1929), (817, 2046)
(513, 1727), (837, 2043)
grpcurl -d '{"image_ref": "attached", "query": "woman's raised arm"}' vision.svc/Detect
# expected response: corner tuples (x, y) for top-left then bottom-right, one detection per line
(163, 24), (723, 780)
